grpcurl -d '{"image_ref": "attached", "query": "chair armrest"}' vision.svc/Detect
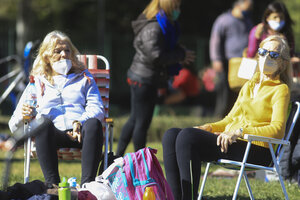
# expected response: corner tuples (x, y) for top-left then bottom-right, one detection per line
(243, 134), (290, 146)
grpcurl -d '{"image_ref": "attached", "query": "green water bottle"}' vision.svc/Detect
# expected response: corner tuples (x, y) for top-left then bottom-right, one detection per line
(58, 177), (71, 200)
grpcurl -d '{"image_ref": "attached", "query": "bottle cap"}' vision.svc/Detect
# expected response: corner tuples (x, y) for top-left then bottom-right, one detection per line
(68, 177), (77, 187)
(29, 75), (35, 83)
(59, 177), (70, 187)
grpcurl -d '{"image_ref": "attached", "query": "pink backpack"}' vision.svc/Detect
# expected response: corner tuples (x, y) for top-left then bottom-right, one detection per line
(121, 147), (174, 200)
(107, 147), (174, 200)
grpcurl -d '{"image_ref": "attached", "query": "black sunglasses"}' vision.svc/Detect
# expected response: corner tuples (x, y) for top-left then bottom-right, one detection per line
(258, 48), (280, 59)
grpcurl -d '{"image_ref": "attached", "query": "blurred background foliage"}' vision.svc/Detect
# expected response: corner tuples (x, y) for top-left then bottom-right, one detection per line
(0, 0), (299, 112)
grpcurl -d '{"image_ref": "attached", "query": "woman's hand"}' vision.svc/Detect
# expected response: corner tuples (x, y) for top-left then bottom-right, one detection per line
(181, 49), (195, 65)
(67, 121), (82, 143)
(22, 103), (35, 121)
(0, 139), (14, 151)
(291, 56), (300, 64)
(194, 124), (212, 132)
(255, 23), (264, 39)
(216, 130), (242, 153)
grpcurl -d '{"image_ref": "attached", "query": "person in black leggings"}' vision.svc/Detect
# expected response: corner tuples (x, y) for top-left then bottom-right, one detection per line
(116, 0), (195, 156)
(163, 35), (292, 199)
(117, 83), (157, 156)
(163, 128), (272, 199)
(34, 118), (102, 186)
(8, 31), (105, 186)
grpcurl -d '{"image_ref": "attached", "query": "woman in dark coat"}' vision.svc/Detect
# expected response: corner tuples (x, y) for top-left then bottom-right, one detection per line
(116, 0), (195, 156)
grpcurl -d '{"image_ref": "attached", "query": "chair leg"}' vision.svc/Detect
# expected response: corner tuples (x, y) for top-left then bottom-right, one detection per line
(269, 143), (289, 200)
(277, 171), (289, 200)
(198, 162), (211, 200)
(243, 172), (254, 200)
(104, 124), (109, 170)
(24, 123), (31, 183)
(109, 123), (113, 153)
(232, 141), (252, 200)
(232, 167), (244, 200)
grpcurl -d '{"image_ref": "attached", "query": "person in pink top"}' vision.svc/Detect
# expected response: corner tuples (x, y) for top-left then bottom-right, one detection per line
(247, 1), (299, 64)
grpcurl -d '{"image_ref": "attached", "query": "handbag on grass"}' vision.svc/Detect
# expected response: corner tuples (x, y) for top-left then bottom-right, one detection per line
(228, 57), (257, 92)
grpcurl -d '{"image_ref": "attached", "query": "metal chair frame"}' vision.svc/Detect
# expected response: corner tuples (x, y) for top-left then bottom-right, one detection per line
(198, 101), (300, 200)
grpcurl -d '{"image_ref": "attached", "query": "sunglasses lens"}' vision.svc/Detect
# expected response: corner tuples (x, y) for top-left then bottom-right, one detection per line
(258, 48), (267, 56)
(258, 48), (280, 59)
(269, 52), (279, 59)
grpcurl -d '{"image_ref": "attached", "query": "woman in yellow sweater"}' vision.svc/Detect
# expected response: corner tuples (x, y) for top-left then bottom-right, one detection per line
(162, 35), (291, 200)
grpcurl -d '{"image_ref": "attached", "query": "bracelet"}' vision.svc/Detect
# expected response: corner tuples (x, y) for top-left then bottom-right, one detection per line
(72, 120), (82, 126)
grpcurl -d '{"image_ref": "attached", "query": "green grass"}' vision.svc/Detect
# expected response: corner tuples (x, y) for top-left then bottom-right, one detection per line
(0, 109), (300, 199)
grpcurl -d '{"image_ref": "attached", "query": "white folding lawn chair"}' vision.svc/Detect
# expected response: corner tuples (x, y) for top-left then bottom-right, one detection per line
(198, 101), (300, 200)
(24, 55), (113, 183)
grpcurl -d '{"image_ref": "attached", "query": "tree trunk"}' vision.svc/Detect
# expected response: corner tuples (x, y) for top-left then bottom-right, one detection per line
(16, 0), (32, 56)
(97, 0), (105, 54)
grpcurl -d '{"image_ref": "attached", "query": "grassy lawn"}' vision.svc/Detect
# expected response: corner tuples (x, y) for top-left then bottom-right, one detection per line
(0, 108), (299, 199)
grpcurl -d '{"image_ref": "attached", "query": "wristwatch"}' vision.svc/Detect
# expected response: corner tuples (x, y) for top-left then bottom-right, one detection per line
(239, 128), (243, 136)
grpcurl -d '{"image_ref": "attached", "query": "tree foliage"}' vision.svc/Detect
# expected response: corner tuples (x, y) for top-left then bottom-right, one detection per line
(282, 0), (300, 52)
(0, 0), (18, 20)
(0, 0), (300, 103)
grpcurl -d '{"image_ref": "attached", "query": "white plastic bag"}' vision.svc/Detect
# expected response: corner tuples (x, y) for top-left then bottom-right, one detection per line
(78, 157), (124, 200)
(80, 180), (116, 200)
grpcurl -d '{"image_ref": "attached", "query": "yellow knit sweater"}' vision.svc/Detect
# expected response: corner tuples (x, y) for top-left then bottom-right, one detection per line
(207, 72), (290, 148)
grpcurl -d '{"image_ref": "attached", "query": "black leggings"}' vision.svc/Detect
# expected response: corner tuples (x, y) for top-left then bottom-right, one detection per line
(162, 128), (272, 200)
(34, 117), (103, 185)
(116, 83), (157, 156)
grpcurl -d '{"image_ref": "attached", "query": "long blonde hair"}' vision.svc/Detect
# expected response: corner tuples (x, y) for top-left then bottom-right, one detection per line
(143, 0), (181, 20)
(258, 35), (292, 87)
(31, 31), (85, 84)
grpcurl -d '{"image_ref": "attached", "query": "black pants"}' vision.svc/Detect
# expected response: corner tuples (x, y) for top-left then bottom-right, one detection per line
(34, 118), (103, 185)
(214, 62), (238, 118)
(162, 128), (272, 200)
(116, 83), (157, 156)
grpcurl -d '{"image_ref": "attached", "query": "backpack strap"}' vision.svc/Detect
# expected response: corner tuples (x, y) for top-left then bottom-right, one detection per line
(126, 150), (156, 187)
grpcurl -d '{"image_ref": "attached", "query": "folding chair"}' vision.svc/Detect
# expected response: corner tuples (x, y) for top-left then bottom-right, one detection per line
(24, 55), (113, 183)
(198, 101), (300, 200)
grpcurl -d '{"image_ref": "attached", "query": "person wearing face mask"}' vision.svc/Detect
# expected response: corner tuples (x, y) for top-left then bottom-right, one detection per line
(8, 31), (105, 187)
(116, 0), (195, 156)
(247, 1), (298, 62)
(209, 0), (253, 118)
(163, 35), (291, 199)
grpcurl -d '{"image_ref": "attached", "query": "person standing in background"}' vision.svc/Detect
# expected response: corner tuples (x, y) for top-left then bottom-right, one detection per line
(209, 0), (253, 117)
(247, 1), (299, 64)
(116, 0), (195, 156)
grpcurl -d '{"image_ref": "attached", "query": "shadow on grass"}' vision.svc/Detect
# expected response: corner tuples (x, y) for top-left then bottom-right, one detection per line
(0, 158), (81, 163)
(201, 195), (283, 200)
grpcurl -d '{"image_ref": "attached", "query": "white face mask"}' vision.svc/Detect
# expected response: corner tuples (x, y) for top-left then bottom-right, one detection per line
(52, 59), (72, 75)
(268, 20), (285, 31)
(258, 56), (279, 75)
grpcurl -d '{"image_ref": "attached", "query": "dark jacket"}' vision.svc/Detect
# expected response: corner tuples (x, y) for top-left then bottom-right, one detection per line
(280, 118), (300, 180)
(128, 14), (185, 86)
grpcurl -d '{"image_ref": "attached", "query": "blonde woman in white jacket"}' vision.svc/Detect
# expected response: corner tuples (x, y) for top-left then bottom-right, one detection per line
(9, 31), (105, 186)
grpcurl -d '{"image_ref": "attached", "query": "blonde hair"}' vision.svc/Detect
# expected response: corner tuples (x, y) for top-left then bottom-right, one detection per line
(258, 35), (292, 87)
(143, 0), (181, 20)
(31, 30), (85, 84)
